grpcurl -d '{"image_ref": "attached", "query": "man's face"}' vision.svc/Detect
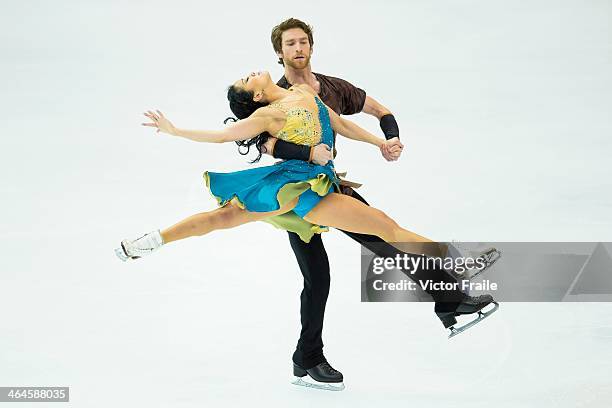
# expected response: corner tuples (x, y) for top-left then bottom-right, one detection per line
(277, 28), (312, 69)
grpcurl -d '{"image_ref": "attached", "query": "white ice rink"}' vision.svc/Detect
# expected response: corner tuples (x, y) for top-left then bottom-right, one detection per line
(1, 0), (612, 406)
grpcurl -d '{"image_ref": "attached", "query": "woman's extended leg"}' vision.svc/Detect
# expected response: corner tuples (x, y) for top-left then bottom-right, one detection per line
(161, 197), (299, 243)
(115, 198), (298, 261)
(303, 193), (428, 242)
(303, 193), (444, 256)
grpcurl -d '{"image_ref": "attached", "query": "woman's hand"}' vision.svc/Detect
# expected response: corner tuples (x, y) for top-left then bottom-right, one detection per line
(142, 110), (177, 135)
(380, 137), (404, 161)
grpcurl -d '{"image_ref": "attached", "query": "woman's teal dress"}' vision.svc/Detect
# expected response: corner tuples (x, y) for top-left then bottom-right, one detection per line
(204, 94), (339, 243)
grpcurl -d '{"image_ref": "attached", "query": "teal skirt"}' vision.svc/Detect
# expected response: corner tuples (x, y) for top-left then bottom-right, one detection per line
(204, 159), (339, 242)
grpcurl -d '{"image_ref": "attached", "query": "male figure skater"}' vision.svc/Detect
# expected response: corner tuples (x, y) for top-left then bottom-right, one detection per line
(260, 18), (498, 391)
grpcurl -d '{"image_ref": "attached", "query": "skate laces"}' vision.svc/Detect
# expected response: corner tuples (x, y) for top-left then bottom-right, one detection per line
(473, 294), (492, 303)
(321, 362), (339, 374)
(451, 241), (495, 267)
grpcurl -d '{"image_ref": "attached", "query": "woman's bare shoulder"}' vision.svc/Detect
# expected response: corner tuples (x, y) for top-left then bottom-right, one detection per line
(252, 106), (287, 135)
(253, 105), (286, 119)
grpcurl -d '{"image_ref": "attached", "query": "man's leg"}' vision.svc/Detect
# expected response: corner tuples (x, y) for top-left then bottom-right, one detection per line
(336, 187), (465, 304)
(288, 231), (330, 370)
(335, 191), (498, 334)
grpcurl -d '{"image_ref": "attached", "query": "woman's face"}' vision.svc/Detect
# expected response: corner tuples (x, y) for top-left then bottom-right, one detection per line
(233, 71), (271, 94)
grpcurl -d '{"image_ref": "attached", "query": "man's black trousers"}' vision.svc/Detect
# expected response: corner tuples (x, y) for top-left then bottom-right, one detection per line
(290, 188), (464, 369)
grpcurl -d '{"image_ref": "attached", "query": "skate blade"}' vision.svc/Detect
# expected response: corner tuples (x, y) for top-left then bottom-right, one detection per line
(291, 376), (345, 391)
(448, 301), (499, 339)
(469, 248), (502, 281)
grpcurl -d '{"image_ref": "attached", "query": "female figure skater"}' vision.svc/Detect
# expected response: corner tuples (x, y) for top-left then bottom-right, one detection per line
(115, 70), (497, 337)
(116, 70), (432, 256)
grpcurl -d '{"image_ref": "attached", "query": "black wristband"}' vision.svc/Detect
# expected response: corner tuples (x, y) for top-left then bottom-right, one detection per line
(273, 139), (311, 161)
(380, 114), (399, 140)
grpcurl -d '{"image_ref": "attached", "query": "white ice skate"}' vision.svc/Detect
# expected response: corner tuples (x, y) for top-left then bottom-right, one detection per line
(114, 230), (164, 261)
(447, 243), (502, 281)
(468, 247), (502, 280)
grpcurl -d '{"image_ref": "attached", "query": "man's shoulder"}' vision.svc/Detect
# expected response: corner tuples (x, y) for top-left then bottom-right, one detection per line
(314, 72), (364, 94)
(276, 72), (357, 88)
(314, 71), (367, 115)
(314, 72), (351, 85)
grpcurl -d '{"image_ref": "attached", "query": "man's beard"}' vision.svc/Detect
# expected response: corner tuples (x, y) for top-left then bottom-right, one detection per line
(284, 54), (311, 70)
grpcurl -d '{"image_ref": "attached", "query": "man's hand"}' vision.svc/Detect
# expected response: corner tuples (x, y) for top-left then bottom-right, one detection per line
(311, 144), (334, 165)
(143, 110), (177, 135)
(380, 137), (404, 161)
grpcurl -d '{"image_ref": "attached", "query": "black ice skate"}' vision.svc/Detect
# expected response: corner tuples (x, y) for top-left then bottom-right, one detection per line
(435, 294), (499, 339)
(291, 361), (345, 391)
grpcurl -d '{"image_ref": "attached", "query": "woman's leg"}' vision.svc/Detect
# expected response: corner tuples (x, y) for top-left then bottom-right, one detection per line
(162, 198), (298, 243)
(303, 193), (444, 256)
(303, 193), (427, 242)
(116, 198), (299, 261)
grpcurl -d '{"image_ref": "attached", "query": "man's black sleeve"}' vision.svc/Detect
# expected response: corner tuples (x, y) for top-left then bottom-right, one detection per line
(380, 114), (400, 140)
(271, 138), (311, 161)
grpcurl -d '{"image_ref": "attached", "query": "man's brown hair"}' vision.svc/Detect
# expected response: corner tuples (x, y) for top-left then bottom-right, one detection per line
(271, 18), (314, 65)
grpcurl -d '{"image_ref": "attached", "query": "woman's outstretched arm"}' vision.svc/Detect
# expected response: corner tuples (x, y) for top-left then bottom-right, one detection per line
(142, 109), (276, 143)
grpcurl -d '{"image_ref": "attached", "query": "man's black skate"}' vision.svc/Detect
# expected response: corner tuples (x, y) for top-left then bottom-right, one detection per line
(292, 361), (345, 391)
(435, 294), (499, 338)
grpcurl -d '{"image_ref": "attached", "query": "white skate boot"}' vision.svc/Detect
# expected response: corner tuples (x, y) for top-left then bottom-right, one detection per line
(114, 230), (164, 261)
(467, 246), (502, 280)
(446, 243), (502, 281)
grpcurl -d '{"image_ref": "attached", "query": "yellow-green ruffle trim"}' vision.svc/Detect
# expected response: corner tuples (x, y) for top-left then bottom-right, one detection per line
(203, 171), (332, 243)
(203, 171), (246, 210)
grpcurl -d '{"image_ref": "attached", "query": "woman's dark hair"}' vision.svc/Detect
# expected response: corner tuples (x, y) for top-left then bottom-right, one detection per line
(226, 85), (269, 163)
